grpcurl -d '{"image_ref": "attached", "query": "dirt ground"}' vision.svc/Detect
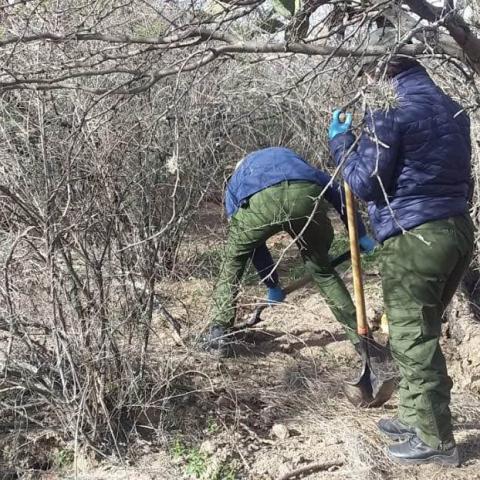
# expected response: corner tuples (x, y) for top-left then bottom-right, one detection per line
(48, 207), (480, 480)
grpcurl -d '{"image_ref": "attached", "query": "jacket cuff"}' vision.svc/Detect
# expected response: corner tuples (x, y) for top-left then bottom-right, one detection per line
(329, 132), (356, 165)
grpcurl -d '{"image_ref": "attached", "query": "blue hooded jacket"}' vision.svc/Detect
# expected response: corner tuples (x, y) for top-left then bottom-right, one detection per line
(329, 66), (471, 242)
(225, 147), (366, 287)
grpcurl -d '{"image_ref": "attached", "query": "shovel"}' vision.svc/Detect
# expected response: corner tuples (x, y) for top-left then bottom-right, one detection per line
(343, 182), (396, 408)
(232, 250), (351, 332)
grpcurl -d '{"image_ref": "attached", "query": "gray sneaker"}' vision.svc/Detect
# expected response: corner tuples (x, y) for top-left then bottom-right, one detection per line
(378, 418), (415, 441)
(388, 434), (460, 467)
(203, 326), (233, 358)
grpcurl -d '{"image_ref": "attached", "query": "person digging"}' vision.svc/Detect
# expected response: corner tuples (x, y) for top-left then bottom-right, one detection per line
(329, 27), (473, 467)
(205, 146), (376, 358)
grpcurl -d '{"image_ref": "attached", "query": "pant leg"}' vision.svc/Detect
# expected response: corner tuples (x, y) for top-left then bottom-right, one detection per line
(396, 376), (416, 428)
(210, 191), (281, 328)
(282, 182), (359, 345)
(380, 239), (418, 429)
(381, 215), (473, 450)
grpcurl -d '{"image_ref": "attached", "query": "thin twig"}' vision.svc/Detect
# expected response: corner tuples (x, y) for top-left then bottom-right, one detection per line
(277, 461), (344, 480)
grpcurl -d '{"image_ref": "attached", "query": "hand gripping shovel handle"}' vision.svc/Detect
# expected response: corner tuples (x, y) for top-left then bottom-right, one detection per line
(344, 182), (368, 336)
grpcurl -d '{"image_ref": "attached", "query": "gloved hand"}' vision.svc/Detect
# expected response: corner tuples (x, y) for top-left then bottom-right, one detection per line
(267, 286), (285, 305)
(359, 235), (377, 254)
(328, 109), (353, 140)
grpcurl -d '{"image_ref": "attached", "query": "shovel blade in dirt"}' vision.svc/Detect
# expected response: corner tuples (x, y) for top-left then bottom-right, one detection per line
(343, 336), (396, 408)
(343, 182), (395, 408)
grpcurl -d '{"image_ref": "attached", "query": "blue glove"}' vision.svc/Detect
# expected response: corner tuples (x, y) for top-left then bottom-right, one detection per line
(328, 109), (353, 140)
(359, 235), (377, 254)
(267, 286), (285, 305)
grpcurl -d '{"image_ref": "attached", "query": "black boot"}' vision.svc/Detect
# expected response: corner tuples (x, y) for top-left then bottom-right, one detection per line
(387, 434), (459, 467)
(204, 325), (233, 358)
(378, 418), (415, 440)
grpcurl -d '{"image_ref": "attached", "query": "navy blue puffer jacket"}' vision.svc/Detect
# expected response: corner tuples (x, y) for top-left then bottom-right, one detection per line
(329, 66), (471, 242)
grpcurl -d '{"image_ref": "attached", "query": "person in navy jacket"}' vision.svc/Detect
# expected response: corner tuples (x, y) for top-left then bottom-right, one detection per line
(329, 27), (474, 467)
(206, 146), (375, 356)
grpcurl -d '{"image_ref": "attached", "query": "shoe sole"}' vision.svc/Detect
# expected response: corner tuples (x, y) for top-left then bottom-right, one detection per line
(387, 448), (460, 467)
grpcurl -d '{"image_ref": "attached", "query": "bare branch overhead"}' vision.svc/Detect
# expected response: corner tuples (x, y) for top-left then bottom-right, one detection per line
(403, 0), (480, 72)
(0, 0), (479, 94)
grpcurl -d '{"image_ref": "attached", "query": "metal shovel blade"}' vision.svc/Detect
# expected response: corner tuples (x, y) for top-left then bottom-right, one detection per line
(343, 337), (396, 408)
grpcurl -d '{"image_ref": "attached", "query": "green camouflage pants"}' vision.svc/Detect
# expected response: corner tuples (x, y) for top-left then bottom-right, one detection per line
(381, 214), (474, 450)
(211, 181), (359, 344)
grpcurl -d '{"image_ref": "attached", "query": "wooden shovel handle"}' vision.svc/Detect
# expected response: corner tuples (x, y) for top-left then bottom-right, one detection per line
(344, 182), (368, 336)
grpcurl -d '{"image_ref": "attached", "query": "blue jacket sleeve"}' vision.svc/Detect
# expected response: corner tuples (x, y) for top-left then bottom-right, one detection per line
(319, 174), (367, 238)
(251, 243), (279, 288)
(225, 184), (236, 218)
(329, 109), (400, 203)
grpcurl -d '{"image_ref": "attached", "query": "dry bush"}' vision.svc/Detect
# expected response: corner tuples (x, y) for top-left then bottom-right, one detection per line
(0, 36), (350, 472)
(0, 0), (479, 473)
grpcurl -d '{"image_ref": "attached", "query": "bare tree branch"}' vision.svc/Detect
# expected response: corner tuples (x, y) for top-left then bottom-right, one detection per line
(404, 0), (480, 72)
